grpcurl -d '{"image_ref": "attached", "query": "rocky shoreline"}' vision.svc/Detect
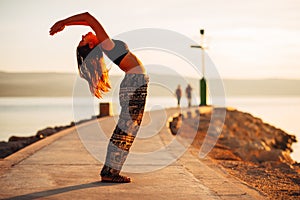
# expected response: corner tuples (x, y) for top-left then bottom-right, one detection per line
(170, 107), (300, 199)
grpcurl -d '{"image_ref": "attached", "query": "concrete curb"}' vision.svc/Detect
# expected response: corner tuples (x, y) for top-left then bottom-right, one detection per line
(0, 127), (74, 174)
(0, 117), (106, 175)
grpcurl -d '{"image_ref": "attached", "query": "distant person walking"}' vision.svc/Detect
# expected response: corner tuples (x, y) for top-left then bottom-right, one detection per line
(175, 85), (182, 107)
(50, 12), (148, 183)
(185, 84), (192, 107)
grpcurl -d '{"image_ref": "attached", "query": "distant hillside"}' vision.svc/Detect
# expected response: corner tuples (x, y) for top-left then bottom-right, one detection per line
(0, 72), (299, 97)
(0, 72), (77, 97)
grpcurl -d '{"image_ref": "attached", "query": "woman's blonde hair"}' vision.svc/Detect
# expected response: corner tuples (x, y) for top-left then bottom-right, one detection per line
(76, 41), (111, 98)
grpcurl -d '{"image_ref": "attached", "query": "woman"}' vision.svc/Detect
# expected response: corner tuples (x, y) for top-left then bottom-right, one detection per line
(50, 12), (148, 183)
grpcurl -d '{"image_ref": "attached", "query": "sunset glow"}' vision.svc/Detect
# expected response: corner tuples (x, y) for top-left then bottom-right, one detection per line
(0, 0), (299, 79)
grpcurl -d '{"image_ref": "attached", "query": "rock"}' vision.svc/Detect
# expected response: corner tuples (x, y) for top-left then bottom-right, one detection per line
(182, 107), (297, 164)
(8, 135), (38, 142)
(36, 127), (57, 138)
(70, 121), (75, 126)
(169, 114), (182, 135)
(0, 135), (39, 158)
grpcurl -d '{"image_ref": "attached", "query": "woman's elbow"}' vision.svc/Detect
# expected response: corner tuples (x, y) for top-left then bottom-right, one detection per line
(82, 12), (93, 19)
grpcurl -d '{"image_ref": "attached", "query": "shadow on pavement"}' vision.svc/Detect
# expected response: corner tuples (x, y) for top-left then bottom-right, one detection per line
(3, 181), (121, 200)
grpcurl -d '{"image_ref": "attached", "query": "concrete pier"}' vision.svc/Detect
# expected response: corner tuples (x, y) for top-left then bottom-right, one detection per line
(0, 108), (265, 199)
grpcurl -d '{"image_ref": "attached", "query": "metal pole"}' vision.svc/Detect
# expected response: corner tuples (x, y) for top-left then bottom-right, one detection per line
(191, 29), (207, 106)
(200, 29), (207, 106)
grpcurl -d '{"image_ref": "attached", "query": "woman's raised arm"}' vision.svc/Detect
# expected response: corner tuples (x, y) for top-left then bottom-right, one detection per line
(49, 12), (114, 50)
(50, 12), (145, 73)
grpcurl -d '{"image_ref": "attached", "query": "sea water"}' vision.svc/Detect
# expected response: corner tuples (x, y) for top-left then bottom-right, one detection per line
(0, 96), (299, 162)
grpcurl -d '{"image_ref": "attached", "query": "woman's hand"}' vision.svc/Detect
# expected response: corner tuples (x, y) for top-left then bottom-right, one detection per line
(49, 20), (66, 35)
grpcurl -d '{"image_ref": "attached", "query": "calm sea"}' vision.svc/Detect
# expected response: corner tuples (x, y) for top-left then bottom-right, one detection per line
(0, 96), (299, 162)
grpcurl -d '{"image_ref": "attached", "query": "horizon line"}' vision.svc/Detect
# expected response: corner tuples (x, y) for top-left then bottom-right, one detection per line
(1, 70), (300, 81)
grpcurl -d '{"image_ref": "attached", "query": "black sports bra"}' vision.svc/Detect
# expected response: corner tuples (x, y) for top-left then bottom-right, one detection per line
(103, 39), (129, 66)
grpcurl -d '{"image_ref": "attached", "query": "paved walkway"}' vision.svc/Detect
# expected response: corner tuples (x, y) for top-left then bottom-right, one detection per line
(0, 107), (265, 199)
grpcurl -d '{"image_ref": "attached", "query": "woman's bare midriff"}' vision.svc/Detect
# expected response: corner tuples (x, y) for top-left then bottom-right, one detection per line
(123, 66), (146, 74)
(119, 53), (146, 74)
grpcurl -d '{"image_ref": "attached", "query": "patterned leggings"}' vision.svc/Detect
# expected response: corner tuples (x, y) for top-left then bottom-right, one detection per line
(101, 74), (148, 176)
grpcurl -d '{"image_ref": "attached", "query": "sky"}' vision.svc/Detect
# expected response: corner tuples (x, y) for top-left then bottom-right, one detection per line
(0, 0), (300, 79)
